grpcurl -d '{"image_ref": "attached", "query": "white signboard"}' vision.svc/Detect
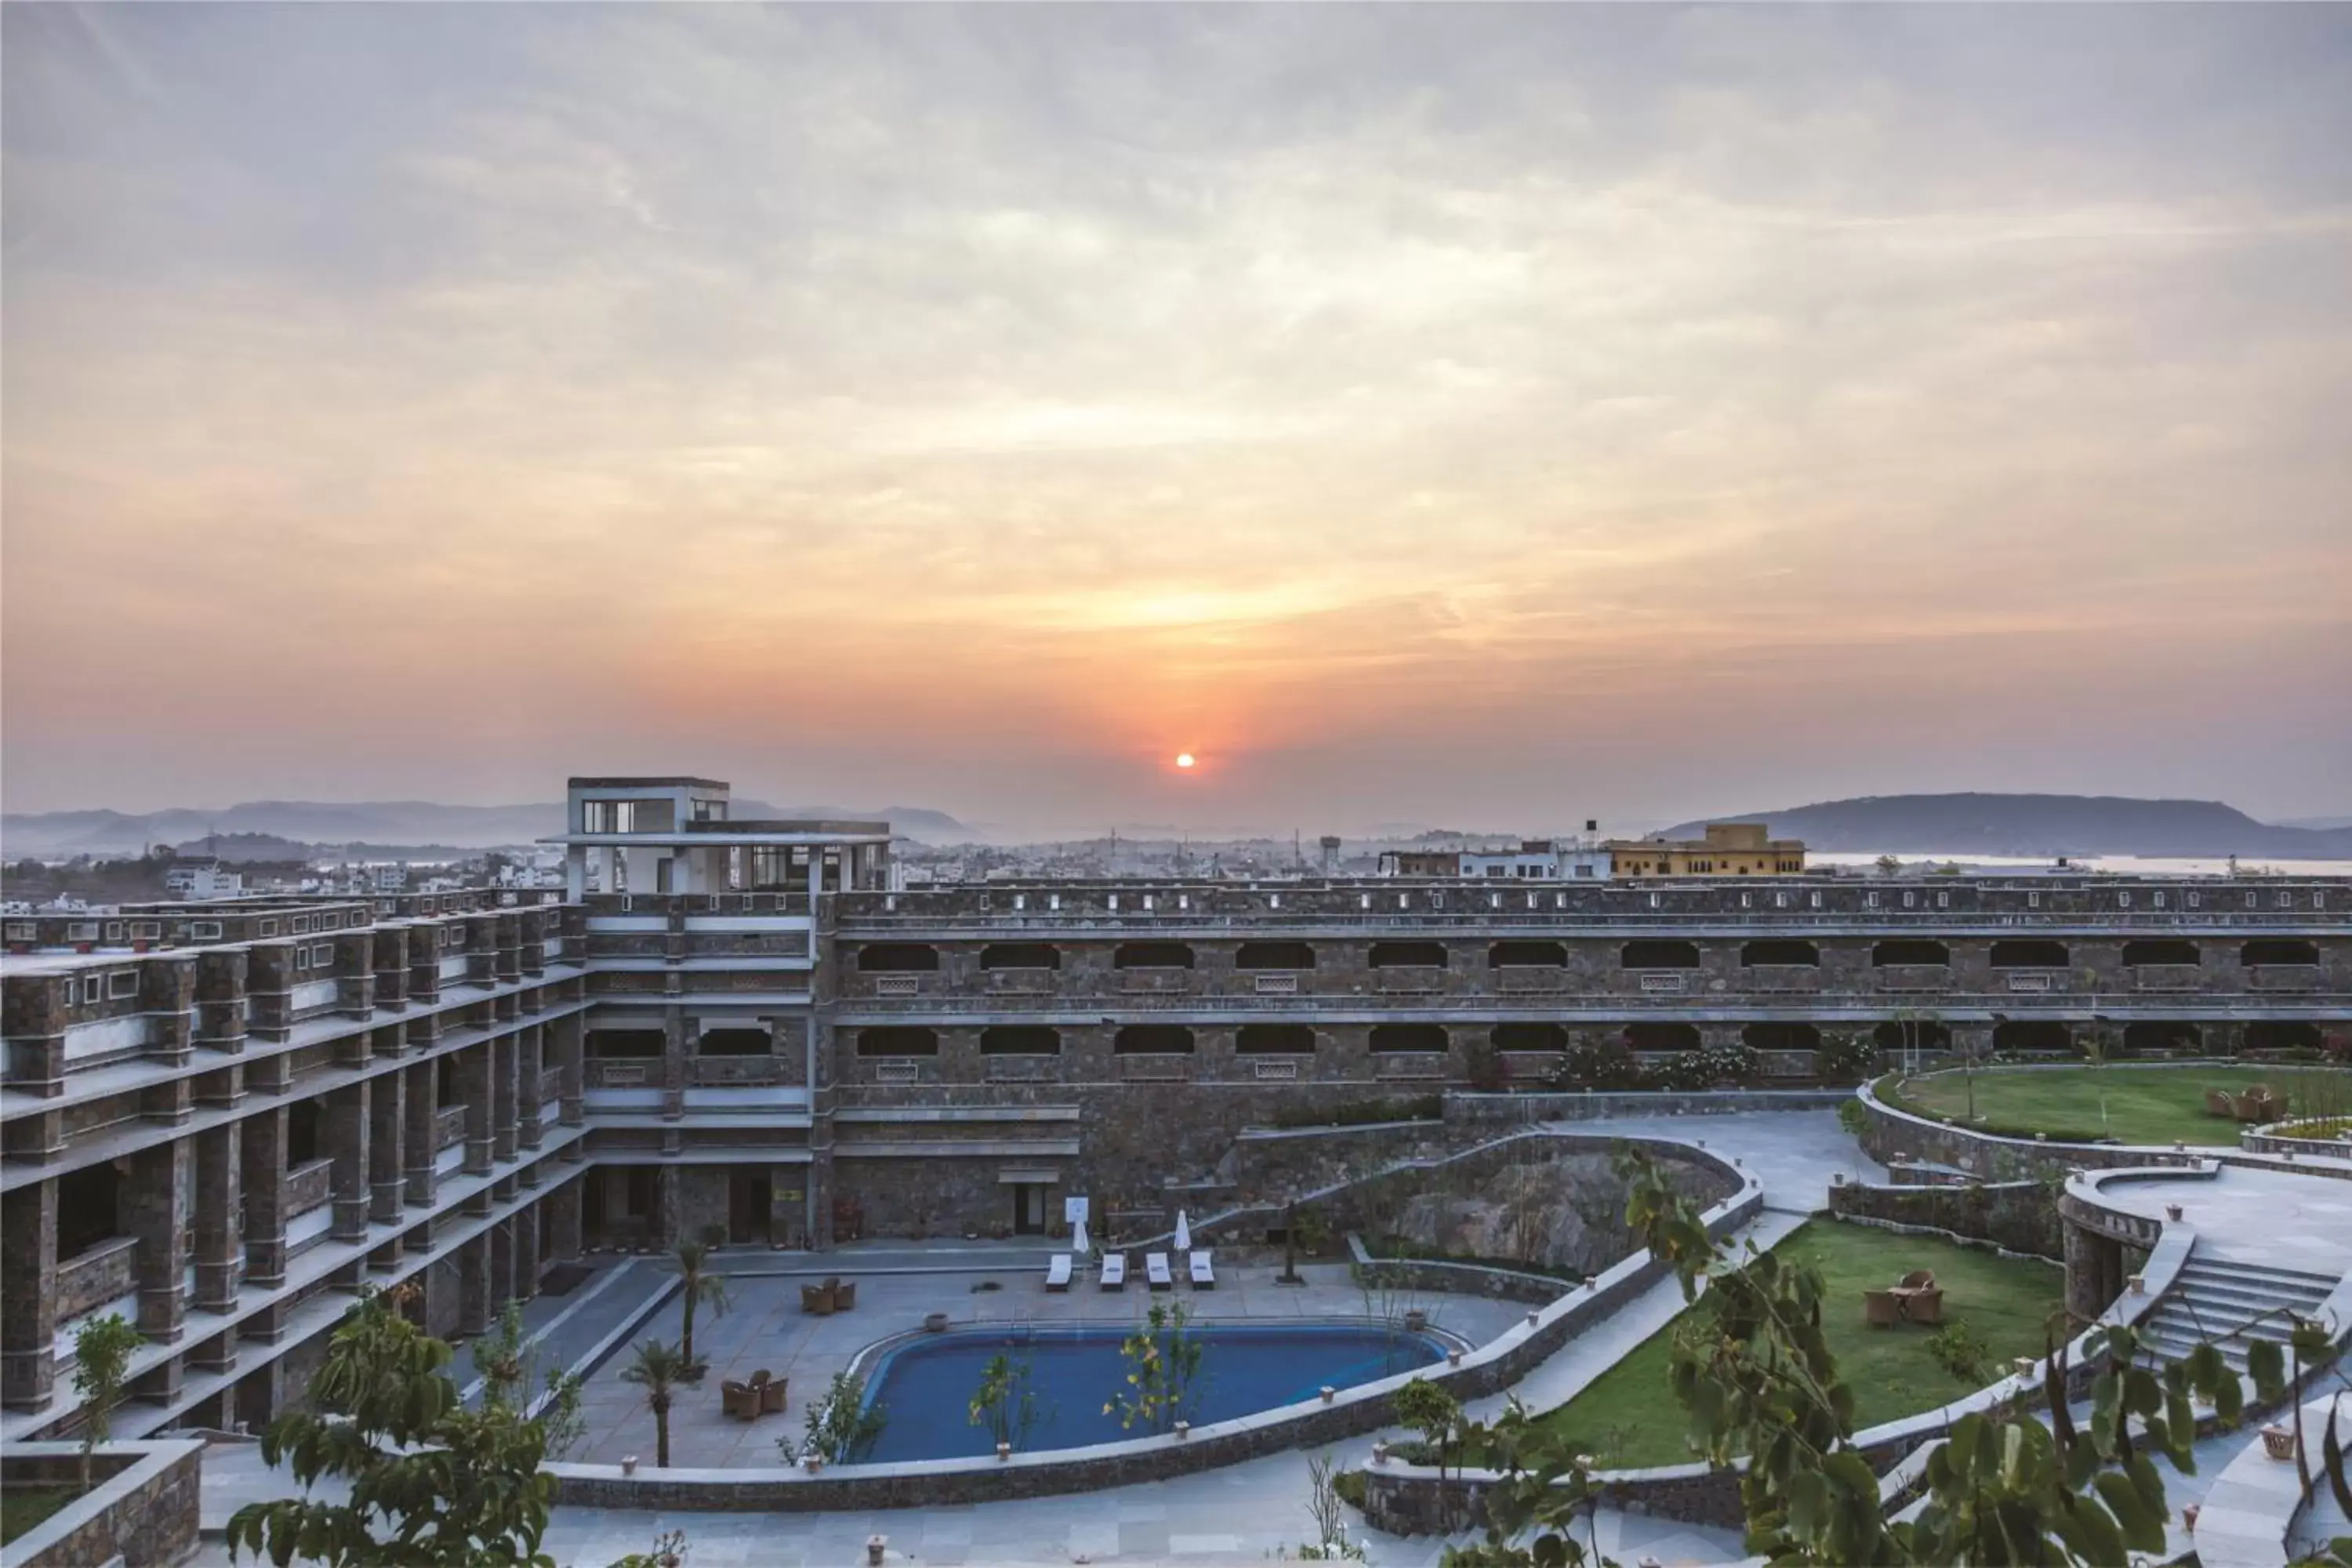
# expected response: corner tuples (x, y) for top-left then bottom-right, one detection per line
(1064, 1195), (1090, 1226)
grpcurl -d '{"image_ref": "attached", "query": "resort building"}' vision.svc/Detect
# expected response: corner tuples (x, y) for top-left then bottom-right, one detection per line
(1607, 821), (1808, 877)
(2, 773), (2345, 1450)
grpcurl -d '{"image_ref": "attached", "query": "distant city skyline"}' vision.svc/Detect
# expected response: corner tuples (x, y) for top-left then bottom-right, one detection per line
(5, 5), (2349, 826)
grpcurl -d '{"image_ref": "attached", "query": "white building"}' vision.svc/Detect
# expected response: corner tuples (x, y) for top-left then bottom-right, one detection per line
(1460, 839), (1612, 880)
(162, 860), (243, 900)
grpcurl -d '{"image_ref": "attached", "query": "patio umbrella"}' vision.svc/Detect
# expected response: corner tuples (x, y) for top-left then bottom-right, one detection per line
(1174, 1210), (1192, 1253)
(1072, 1215), (1090, 1257)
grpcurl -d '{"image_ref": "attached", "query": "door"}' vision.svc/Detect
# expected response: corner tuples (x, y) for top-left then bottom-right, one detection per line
(728, 1170), (771, 1246)
(1014, 1183), (1051, 1235)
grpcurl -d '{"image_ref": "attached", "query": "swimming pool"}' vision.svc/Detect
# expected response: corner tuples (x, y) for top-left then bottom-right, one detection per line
(855, 1321), (1446, 1462)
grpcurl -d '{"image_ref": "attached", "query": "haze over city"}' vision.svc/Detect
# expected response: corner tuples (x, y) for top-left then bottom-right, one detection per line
(5, 5), (2349, 831)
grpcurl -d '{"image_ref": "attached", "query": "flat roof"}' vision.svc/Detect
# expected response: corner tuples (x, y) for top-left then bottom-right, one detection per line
(567, 776), (729, 790)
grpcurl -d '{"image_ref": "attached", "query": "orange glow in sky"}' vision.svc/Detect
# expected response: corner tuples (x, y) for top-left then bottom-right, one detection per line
(1175, 753), (1196, 771)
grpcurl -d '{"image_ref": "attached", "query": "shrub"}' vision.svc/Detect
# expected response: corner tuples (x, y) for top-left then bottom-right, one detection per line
(1271, 1094), (1443, 1130)
(1465, 1040), (1509, 1092)
(1817, 1032), (1882, 1085)
(1646, 1052), (1718, 1092)
(1555, 1037), (1646, 1091)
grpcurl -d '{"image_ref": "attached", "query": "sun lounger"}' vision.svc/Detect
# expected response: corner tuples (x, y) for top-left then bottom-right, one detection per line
(1146, 1252), (1174, 1291)
(1045, 1254), (1073, 1291)
(1189, 1250), (1214, 1289)
(1099, 1252), (1127, 1290)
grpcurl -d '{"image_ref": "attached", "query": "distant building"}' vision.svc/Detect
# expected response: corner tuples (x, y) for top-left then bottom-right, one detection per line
(162, 859), (242, 900)
(1377, 848), (1466, 877)
(1461, 839), (1613, 881)
(1607, 822), (1806, 877)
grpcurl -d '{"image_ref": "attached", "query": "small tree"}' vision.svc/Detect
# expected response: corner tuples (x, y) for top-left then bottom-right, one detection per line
(1105, 1301), (1207, 1434)
(620, 1338), (702, 1469)
(71, 1313), (143, 1494)
(672, 1234), (731, 1369)
(225, 1287), (554, 1567)
(1394, 1376), (1465, 1482)
(967, 1352), (1041, 1452)
(471, 1302), (587, 1460)
(801, 1370), (887, 1462)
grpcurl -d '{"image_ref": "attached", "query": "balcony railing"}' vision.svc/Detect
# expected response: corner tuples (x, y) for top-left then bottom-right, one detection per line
(285, 1156), (334, 1218)
(56, 1236), (140, 1322)
(691, 1056), (786, 1086)
(435, 1105), (468, 1150)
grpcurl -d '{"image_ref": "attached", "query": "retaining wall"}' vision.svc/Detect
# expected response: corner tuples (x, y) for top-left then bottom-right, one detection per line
(1, 1439), (203, 1568)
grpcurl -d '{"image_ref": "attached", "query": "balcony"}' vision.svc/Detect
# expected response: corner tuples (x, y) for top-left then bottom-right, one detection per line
(1874, 965), (1953, 993)
(2129, 964), (2205, 992)
(1744, 964), (1822, 994)
(1118, 969), (1192, 996)
(2247, 965), (2322, 993)
(285, 1157), (335, 1218)
(56, 1236), (139, 1322)
(1375, 967), (1447, 995)
(435, 1105), (468, 1151)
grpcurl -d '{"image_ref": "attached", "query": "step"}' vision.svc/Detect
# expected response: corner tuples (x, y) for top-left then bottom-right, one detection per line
(2177, 1259), (2342, 1296)
(2168, 1277), (2336, 1316)
(2136, 1327), (2251, 1370)
(2144, 1306), (2307, 1347)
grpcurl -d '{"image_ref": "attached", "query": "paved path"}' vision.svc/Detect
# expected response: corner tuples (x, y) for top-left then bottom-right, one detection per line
(1542, 1107), (1886, 1214)
(2092, 1165), (2352, 1276)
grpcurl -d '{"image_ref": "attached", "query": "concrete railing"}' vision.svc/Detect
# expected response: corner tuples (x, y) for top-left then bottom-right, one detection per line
(55, 1235), (140, 1322)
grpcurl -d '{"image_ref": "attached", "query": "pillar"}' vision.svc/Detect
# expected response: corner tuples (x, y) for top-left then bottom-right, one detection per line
(489, 1219), (515, 1314)
(193, 1122), (244, 1312)
(655, 1165), (681, 1250)
(1, 1179), (58, 1410)
(128, 1138), (191, 1344)
(328, 1080), (372, 1242)
(458, 1232), (492, 1338)
(241, 1105), (290, 1287)
(459, 1042), (492, 1177)
(492, 1031), (518, 1162)
(403, 1059), (437, 1206)
(513, 1203), (540, 1304)
(554, 1014), (585, 1128)
(769, 1163), (802, 1250)
(369, 1066), (407, 1225)
(517, 1025), (546, 1153)
(548, 1178), (583, 1264)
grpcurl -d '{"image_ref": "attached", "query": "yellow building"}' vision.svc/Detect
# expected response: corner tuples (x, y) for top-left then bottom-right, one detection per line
(1607, 822), (1806, 877)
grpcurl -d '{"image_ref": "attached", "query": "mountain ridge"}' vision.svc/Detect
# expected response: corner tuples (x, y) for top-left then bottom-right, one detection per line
(1655, 793), (2352, 858)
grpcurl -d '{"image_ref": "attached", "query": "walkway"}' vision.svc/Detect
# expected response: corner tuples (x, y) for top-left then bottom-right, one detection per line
(1540, 1106), (1887, 1214)
(2091, 1166), (2352, 1275)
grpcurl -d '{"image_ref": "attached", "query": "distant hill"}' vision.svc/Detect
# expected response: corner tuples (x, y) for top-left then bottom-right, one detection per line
(3, 797), (975, 857)
(1657, 793), (2352, 859)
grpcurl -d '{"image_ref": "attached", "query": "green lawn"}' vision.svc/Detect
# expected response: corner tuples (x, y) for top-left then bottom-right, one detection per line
(1530, 1220), (2067, 1469)
(1890, 1064), (2351, 1147)
(2, 1487), (75, 1545)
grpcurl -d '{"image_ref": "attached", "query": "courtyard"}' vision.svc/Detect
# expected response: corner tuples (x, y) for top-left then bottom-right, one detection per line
(1887, 1062), (2350, 1146)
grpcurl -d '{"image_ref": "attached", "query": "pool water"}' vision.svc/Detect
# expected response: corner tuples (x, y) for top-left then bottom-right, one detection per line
(855, 1322), (1445, 1461)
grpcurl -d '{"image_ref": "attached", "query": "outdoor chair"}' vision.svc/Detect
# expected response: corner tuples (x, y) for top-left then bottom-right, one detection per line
(721, 1379), (759, 1419)
(1864, 1289), (1901, 1328)
(2237, 1086), (2284, 1123)
(1904, 1287), (1945, 1325)
(1898, 1270), (1936, 1290)
(1146, 1252), (1174, 1291)
(756, 1370), (786, 1414)
(800, 1280), (836, 1316)
(833, 1279), (857, 1311)
(2205, 1088), (2238, 1119)
(1099, 1252), (1127, 1290)
(1189, 1250), (1215, 1289)
(1045, 1254), (1073, 1291)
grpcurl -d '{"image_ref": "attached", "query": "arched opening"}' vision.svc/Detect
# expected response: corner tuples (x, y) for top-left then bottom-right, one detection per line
(1115, 942), (1196, 970)
(1236, 1023), (1316, 1054)
(1872, 939), (1951, 967)
(1235, 941), (1317, 971)
(2243, 938), (2320, 967)
(2122, 939), (2199, 967)
(1621, 940), (1700, 970)
(2123, 1021), (2201, 1054)
(1991, 939), (2069, 969)
(1114, 1024), (1196, 1054)
(56, 1161), (123, 1258)
(1626, 1022), (1702, 1051)
(980, 943), (1060, 971)
(587, 1028), (665, 1058)
(1492, 1022), (1567, 1052)
(857, 943), (939, 973)
(1742, 939), (1820, 967)
(1490, 940), (1568, 968)
(1370, 941), (1448, 968)
(979, 1025), (1059, 1056)
(286, 1099), (322, 1167)
(695, 1027), (771, 1056)
(1744, 1022), (1821, 1051)
(1993, 1019), (2071, 1054)
(1370, 1022), (1449, 1054)
(2244, 1021), (2321, 1052)
(1873, 1018), (1953, 1052)
(856, 1026), (939, 1058)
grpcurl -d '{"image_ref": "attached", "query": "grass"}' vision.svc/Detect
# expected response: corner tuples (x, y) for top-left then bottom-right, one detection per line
(1890, 1063), (2351, 1147)
(2, 1487), (76, 1545)
(1527, 1219), (2067, 1470)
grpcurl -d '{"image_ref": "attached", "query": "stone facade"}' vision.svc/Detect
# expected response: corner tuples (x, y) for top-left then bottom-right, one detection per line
(1827, 1178), (2066, 1260)
(2, 1439), (202, 1568)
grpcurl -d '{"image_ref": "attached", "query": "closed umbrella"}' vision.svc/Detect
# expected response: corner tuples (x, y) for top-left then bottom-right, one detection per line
(1072, 1215), (1090, 1258)
(1174, 1210), (1192, 1254)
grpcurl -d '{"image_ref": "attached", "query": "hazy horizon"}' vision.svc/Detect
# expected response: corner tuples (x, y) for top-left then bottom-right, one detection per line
(6, 5), (2350, 828)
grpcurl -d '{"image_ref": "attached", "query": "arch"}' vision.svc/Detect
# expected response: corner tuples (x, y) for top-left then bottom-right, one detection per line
(856, 1026), (938, 1058)
(857, 942), (939, 973)
(1235, 941), (1316, 971)
(2122, 1021), (2200, 1054)
(695, 1026), (771, 1057)
(1491, 1021), (1567, 1052)
(1991, 938), (2069, 969)
(1872, 939), (1951, 967)
(2122, 939), (2200, 967)
(1621, 939), (1700, 970)
(587, 1028), (665, 1058)
(1626, 1022), (1702, 1051)
(1742, 939), (1820, 967)
(979, 1025), (1059, 1056)
(2242, 938), (2320, 967)
(1873, 1018), (1952, 1052)
(1369, 940), (1448, 969)
(1114, 1024), (1195, 1054)
(1744, 1022), (1821, 1051)
(1489, 940), (1568, 968)
(1235, 1023), (1316, 1054)
(1114, 941), (1196, 970)
(980, 942), (1061, 971)
(1992, 1019), (2070, 1055)
(2243, 1021), (2321, 1052)
(1370, 1022), (1449, 1054)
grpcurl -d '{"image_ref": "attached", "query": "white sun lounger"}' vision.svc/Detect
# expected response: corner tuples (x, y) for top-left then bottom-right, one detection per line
(1099, 1252), (1127, 1290)
(1189, 1250), (1214, 1288)
(1045, 1254), (1073, 1291)
(1146, 1252), (1174, 1291)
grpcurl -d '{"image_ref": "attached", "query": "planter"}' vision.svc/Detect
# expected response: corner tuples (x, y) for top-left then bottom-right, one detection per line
(2183, 1504), (2201, 1530)
(924, 1312), (949, 1334)
(867, 1534), (888, 1566)
(2127, 1275), (2145, 1295)
(1404, 1309), (1428, 1333)
(1447, 1348), (1463, 1367)
(996, 1441), (1011, 1461)
(1320, 1386), (1336, 1403)
(804, 1454), (826, 1474)
(2165, 1204), (2183, 1221)
(2261, 1425), (2296, 1461)
(1173, 1421), (1190, 1441)
(1370, 1441), (1389, 1466)
(621, 1455), (639, 1475)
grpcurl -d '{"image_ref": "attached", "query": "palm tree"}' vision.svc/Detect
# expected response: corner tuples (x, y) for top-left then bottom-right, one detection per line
(673, 1234), (731, 1368)
(621, 1338), (702, 1468)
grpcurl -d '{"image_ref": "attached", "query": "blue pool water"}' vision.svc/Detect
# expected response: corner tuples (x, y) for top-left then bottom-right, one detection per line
(856, 1323), (1445, 1461)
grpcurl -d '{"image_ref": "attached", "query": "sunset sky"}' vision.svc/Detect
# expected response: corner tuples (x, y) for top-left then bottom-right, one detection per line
(5, 5), (2349, 835)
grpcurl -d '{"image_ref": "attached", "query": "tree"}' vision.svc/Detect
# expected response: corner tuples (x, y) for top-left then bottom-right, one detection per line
(1394, 1377), (1465, 1483)
(225, 1287), (554, 1567)
(620, 1338), (702, 1469)
(967, 1352), (1041, 1452)
(1105, 1301), (1207, 1434)
(1442, 1151), (2352, 1568)
(71, 1313), (143, 1494)
(470, 1302), (586, 1460)
(671, 1234), (731, 1369)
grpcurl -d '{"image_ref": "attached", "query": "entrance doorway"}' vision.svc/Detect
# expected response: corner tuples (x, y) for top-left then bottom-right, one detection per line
(728, 1170), (771, 1246)
(1011, 1182), (1050, 1236)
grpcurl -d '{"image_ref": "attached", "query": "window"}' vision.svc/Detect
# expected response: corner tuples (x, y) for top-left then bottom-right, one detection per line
(130, 922), (159, 940)
(1265, 894), (1278, 909)
(2118, 893), (2131, 909)
(1902, 891), (1915, 909)
(1866, 893), (1880, 909)
(295, 949), (310, 972)
(104, 923), (123, 941)
(1049, 894), (1062, 911)
(108, 971), (139, 1000)
(191, 921), (222, 940)
(292, 916), (311, 935)
(581, 800), (637, 833)
(1809, 891), (1821, 909)
(259, 919), (279, 937)
(82, 976), (103, 1003)
(5, 921), (34, 940)
(313, 943), (336, 967)
(1012, 894), (1025, 911)
(1936, 891), (1949, 909)
(2187, 892), (2201, 909)
(1107, 895), (1119, 911)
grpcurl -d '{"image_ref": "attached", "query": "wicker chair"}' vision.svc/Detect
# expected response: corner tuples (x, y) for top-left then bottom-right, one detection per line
(1898, 1269), (1936, 1290)
(721, 1379), (759, 1419)
(2205, 1088), (2238, 1118)
(760, 1372), (788, 1414)
(1864, 1289), (1901, 1327)
(1904, 1287), (1946, 1326)
(833, 1279), (857, 1311)
(800, 1281), (836, 1316)
(2237, 1086), (2285, 1123)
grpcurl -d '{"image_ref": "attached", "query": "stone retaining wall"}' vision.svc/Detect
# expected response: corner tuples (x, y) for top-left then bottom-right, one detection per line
(1, 1440), (202, 1568)
(1827, 1178), (2064, 1260)
(1446, 1088), (1851, 1127)
(1343, 1236), (1574, 1305)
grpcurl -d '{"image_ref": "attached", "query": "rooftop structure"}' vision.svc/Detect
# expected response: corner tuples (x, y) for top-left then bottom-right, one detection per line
(1607, 822), (1807, 877)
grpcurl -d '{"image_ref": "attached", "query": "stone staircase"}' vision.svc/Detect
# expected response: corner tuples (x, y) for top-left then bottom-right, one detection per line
(2134, 1255), (2341, 1372)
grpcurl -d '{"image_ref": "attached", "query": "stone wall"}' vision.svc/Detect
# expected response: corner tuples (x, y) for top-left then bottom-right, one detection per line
(2, 1439), (202, 1568)
(1446, 1087), (1852, 1127)
(1827, 1178), (2065, 1261)
(1359, 1457), (1749, 1537)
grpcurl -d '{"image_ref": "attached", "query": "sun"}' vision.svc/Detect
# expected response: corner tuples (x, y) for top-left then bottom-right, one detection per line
(1174, 753), (1196, 770)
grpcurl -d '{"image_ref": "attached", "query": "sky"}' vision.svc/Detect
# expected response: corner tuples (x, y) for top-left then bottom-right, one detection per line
(5, 5), (2350, 837)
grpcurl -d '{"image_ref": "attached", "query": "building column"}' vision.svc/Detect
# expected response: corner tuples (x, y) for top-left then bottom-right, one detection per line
(193, 1122), (244, 1312)
(517, 1025), (546, 1153)
(488, 1219), (515, 1314)
(548, 1178), (583, 1264)
(403, 1059), (437, 1207)
(1, 1179), (58, 1410)
(553, 1014), (585, 1129)
(459, 1042), (493, 1178)
(492, 1031), (519, 1163)
(769, 1163), (803, 1250)
(2063, 1220), (2124, 1324)
(369, 1066), (407, 1225)
(128, 1138), (191, 1345)
(241, 1106), (290, 1288)
(457, 1232), (492, 1338)
(655, 1165), (681, 1250)
(513, 1203), (540, 1304)
(327, 1080), (372, 1242)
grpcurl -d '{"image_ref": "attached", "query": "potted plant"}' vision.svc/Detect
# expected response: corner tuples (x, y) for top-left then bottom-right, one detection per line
(2261, 1424), (2296, 1461)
